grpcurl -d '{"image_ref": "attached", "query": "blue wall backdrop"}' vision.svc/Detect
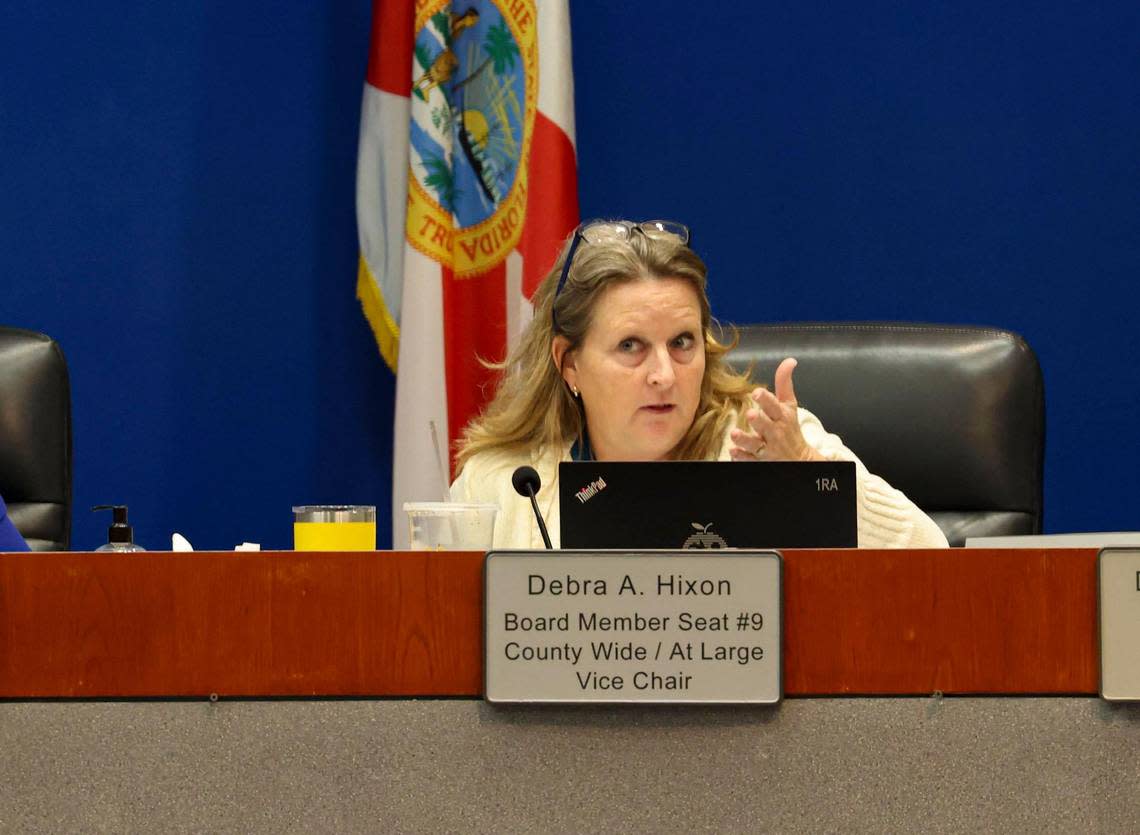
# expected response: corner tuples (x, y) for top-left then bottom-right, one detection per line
(3, 1), (1139, 550)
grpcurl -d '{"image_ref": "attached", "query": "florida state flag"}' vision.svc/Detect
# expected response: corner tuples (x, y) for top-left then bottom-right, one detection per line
(356, 1), (579, 546)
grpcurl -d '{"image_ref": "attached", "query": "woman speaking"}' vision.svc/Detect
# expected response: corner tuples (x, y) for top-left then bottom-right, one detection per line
(450, 220), (948, 550)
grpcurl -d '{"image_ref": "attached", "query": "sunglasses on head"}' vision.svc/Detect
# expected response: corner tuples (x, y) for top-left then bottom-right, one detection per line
(551, 219), (691, 331)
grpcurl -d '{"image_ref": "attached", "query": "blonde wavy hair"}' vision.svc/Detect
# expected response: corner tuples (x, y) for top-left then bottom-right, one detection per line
(455, 223), (756, 472)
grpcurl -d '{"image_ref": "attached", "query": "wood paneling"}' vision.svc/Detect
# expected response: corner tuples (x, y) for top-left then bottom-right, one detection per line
(782, 549), (1098, 694)
(0, 551), (484, 697)
(0, 549), (1099, 697)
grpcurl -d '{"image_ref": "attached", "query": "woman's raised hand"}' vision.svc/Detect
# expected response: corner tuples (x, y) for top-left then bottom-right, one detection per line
(729, 357), (824, 462)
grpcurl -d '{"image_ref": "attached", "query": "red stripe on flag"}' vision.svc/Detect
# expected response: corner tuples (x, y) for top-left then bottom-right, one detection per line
(518, 111), (580, 298)
(366, 0), (414, 96)
(441, 263), (508, 473)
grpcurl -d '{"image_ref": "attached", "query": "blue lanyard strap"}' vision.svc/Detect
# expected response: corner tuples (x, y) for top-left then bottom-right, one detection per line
(569, 428), (594, 462)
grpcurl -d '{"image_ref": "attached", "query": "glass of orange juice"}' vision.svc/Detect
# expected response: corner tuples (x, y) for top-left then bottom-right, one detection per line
(292, 505), (377, 551)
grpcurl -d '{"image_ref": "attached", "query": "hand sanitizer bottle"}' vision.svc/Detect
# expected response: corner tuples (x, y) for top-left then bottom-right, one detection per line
(92, 505), (146, 552)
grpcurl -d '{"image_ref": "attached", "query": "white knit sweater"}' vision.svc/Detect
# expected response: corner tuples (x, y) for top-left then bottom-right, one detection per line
(450, 407), (949, 550)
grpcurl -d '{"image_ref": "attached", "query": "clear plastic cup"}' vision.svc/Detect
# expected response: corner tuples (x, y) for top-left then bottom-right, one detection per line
(403, 502), (498, 551)
(293, 505), (377, 551)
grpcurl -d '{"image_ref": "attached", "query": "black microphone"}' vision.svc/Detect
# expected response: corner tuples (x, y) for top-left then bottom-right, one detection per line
(511, 465), (553, 550)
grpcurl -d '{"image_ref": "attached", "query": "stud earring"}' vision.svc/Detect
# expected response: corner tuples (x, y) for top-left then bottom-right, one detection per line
(571, 385), (580, 398)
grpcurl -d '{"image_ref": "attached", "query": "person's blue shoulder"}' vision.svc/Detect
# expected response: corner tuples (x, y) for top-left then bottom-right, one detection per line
(0, 494), (31, 552)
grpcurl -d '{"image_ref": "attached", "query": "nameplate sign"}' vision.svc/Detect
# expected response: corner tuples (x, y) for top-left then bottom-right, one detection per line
(1099, 548), (1140, 701)
(484, 550), (782, 704)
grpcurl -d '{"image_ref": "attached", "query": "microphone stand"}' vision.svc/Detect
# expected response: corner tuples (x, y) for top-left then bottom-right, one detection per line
(525, 484), (553, 550)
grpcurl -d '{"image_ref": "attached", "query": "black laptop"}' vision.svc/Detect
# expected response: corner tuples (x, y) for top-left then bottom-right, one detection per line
(558, 461), (857, 549)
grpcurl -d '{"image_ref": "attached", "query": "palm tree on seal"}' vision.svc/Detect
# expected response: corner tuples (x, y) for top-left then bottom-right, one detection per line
(412, 8), (481, 100)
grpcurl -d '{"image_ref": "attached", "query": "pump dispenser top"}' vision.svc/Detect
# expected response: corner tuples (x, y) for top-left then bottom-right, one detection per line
(92, 505), (146, 552)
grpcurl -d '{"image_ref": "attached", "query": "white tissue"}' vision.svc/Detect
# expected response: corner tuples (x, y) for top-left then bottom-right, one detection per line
(171, 532), (194, 552)
(235, 542), (261, 551)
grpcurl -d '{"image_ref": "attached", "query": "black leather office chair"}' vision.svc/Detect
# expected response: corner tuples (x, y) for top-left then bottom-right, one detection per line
(0, 327), (72, 550)
(724, 323), (1044, 546)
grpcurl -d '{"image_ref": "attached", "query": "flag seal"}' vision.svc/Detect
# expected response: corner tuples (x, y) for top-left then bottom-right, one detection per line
(406, 1), (538, 278)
